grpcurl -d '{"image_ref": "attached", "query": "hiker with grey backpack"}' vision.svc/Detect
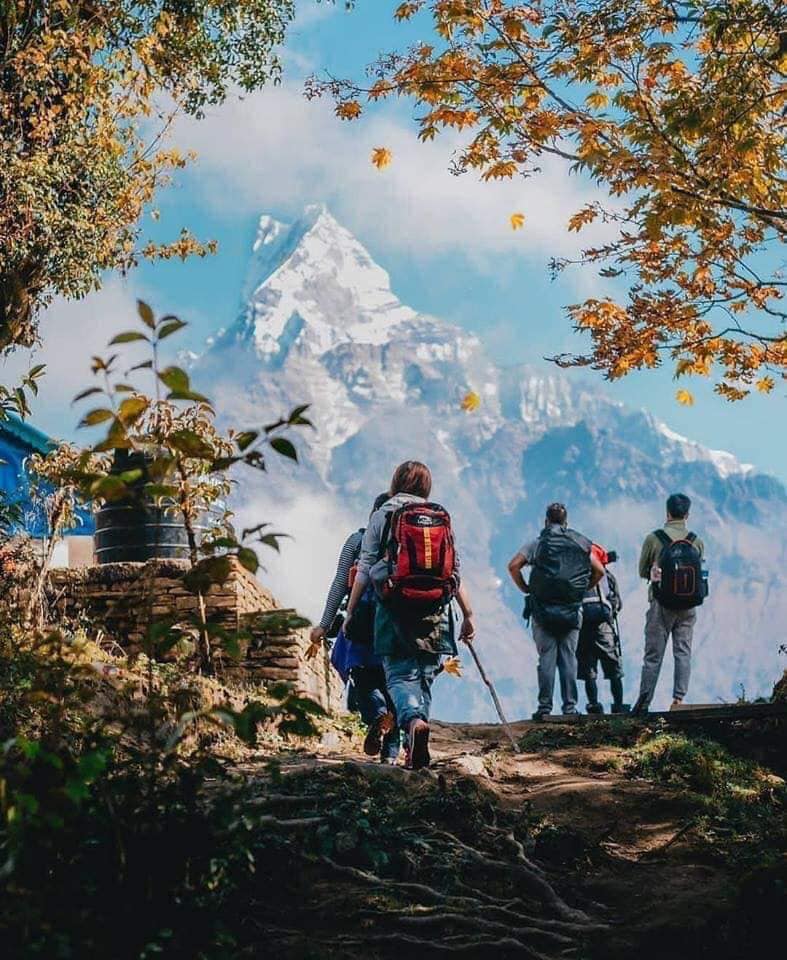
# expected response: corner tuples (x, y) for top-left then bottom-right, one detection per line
(508, 503), (605, 719)
(631, 493), (708, 715)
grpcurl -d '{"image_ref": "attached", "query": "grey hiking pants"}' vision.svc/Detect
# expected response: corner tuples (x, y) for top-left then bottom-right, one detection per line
(638, 600), (696, 707)
(532, 619), (579, 714)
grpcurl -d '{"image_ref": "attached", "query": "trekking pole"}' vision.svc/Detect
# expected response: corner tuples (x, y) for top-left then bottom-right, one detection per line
(465, 641), (520, 753)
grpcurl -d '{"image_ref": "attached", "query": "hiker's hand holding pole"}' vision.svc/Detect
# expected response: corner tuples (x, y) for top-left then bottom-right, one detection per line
(305, 625), (325, 660)
(456, 583), (475, 644)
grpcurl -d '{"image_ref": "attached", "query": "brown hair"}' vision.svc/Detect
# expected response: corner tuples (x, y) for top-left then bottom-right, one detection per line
(390, 460), (432, 499)
(545, 502), (567, 525)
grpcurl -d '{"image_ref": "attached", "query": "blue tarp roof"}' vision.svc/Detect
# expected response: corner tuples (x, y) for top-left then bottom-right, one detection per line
(0, 414), (95, 537)
(0, 414), (54, 455)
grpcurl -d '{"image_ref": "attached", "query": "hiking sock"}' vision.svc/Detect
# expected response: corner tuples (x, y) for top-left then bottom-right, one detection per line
(610, 677), (624, 708)
(585, 679), (600, 708)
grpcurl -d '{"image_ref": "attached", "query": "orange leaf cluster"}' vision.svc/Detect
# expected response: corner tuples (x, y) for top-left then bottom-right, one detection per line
(314, 0), (787, 400)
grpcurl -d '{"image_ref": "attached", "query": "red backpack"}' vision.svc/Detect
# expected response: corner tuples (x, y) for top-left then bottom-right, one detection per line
(378, 502), (459, 614)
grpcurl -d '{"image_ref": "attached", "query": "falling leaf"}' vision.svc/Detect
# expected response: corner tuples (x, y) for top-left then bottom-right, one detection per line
(371, 147), (392, 170)
(336, 100), (362, 120)
(442, 656), (463, 677)
(510, 212), (525, 230)
(676, 389), (694, 406)
(461, 390), (481, 412)
(756, 376), (774, 394)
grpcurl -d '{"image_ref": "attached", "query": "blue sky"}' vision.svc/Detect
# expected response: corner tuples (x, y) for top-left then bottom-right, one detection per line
(3, 0), (784, 480)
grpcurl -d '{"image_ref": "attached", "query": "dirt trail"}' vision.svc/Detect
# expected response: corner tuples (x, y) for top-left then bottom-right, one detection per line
(260, 714), (779, 959)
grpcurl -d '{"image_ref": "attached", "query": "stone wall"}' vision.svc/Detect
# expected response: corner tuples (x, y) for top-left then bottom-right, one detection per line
(50, 559), (342, 711)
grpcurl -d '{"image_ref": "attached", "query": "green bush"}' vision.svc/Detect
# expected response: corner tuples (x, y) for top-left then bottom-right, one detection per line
(625, 733), (768, 798)
(622, 731), (786, 868)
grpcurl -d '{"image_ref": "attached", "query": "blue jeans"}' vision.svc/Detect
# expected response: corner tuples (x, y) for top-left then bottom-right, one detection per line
(350, 666), (400, 760)
(532, 619), (579, 714)
(382, 653), (440, 730)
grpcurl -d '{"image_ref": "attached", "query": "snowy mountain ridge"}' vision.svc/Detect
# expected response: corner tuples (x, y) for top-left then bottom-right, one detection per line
(191, 205), (786, 719)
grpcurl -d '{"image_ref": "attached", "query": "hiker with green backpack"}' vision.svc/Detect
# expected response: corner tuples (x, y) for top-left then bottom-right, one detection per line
(632, 493), (708, 715)
(508, 502), (605, 720)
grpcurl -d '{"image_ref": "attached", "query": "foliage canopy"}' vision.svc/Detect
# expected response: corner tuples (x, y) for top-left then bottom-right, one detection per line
(0, 0), (294, 351)
(315, 0), (787, 399)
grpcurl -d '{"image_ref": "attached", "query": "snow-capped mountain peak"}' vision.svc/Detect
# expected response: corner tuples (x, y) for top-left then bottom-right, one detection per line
(235, 204), (417, 362)
(653, 418), (753, 479)
(192, 204), (787, 718)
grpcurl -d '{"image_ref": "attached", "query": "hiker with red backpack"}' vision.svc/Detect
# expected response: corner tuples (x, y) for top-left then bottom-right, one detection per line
(344, 461), (475, 770)
(508, 503), (605, 720)
(307, 492), (402, 763)
(579, 545), (629, 715)
(632, 493), (707, 715)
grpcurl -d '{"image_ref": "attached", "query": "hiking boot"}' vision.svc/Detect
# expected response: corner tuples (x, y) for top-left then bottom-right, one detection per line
(363, 712), (395, 756)
(531, 709), (551, 721)
(610, 703), (631, 714)
(408, 719), (431, 770)
(630, 696), (649, 717)
(380, 757), (398, 766)
(586, 702), (604, 715)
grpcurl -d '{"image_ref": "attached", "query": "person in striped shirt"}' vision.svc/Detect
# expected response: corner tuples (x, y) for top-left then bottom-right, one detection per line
(308, 493), (401, 763)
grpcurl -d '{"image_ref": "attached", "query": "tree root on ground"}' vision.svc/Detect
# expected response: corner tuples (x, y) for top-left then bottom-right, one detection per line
(428, 829), (595, 925)
(240, 762), (606, 957)
(263, 923), (571, 959)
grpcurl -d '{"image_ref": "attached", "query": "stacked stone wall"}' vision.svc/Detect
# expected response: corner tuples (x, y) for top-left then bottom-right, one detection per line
(50, 559), (342, 711)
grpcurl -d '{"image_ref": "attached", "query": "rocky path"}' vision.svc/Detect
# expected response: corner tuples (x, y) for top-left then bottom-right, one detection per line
(251, 713), (779, 959)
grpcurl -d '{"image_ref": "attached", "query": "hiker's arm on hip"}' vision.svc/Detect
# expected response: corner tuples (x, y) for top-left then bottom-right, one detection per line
(589, 550), (605, 588)
(507, 551), (530, 594)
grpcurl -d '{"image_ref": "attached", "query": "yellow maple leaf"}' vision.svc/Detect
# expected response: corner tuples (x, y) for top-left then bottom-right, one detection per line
(461, 390), (481, 412)
(585, 91), (609, 110)
(442, 656), (463, 677)
(336, 100), (362, 121)
(371, 147), (392, 170)
(756, 376), (774, 394)
(510, 212), (525, 230)
(676, 389), (695, 406)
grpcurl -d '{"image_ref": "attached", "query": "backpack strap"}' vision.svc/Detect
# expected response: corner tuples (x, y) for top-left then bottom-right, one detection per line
(376, 511), (394, 563)
(686, 532), (697, 544)
(653, 529), (672, 548)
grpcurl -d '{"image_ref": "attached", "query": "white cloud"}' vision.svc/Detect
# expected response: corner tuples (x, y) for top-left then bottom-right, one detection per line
(232, 484), (358, 625)
(0, 279), (153, 439)
(176, 83), (611, 270)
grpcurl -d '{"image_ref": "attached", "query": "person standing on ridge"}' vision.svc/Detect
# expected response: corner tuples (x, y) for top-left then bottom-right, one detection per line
(307, 493), (401, 764)
(578, 544), (628, 715)
(344, 461), (475, 771)
(632, 493), (707, 715)
(508, 503), (604, 720)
